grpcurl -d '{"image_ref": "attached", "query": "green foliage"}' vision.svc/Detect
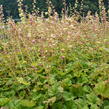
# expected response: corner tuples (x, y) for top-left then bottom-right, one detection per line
(0, 98), (10, 106)
(0, 0), (109, 19)
(19, 99), (36, 108)
(0, 12), (109, 109)
(94, 81), (109, 98)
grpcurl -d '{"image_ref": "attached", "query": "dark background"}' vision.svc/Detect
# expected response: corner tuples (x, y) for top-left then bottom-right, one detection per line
(0, 0), (109, 19)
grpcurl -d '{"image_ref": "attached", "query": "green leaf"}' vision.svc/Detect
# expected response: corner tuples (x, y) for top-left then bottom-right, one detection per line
(52, 102), (63, 109)
(75, 98), (89, 109)
(102, 100), (109, 109)
(86, 93), (101, 105)
(104, 106), (109, 109)
(0, 98), (10, 106)
(90, 104), (99, 109)
(65, 101), (77, 109)
(63, 91), (74, 101)
(16, 77), (30, 85)
(43, 97), (56, 104)
(19, 99), (36, 107)
(34, 106), (44, 109)
(94, 81), (109, 98)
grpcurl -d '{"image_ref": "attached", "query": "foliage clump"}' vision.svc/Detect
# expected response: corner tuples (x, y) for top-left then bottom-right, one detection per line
(0, 7), (109, 109)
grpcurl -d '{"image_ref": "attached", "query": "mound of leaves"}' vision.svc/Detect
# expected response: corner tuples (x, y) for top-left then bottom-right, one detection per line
(0, 17), (109, 109)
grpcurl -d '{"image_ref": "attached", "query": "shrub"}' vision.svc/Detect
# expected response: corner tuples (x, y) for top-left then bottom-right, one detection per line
(0, 10), (109, 109)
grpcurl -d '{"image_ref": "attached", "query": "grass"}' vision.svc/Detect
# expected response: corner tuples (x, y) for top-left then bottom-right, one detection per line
(0, 13), (109, 109)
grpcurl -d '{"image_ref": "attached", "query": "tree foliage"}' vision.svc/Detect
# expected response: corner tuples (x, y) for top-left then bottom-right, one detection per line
(0, 0), (109, 19)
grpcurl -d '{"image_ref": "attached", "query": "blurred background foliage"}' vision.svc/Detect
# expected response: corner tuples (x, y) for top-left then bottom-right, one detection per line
(0, 0), (109, 19)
